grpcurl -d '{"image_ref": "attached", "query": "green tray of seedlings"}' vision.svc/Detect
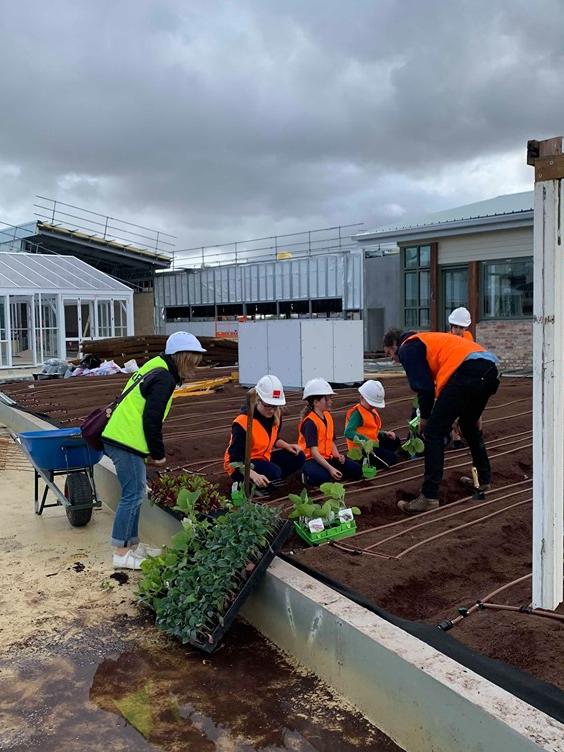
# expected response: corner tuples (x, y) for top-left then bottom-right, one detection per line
(294, 518), (357, 546)
(289, 483), (361, 547)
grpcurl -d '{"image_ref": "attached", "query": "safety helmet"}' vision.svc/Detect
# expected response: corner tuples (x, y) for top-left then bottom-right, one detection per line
(255, 374), (286, 406)
(358, 379), (385, 408)
(302, 377), (335, 400)
(165, 331), (207, 354)
(448, 307), (471, 328)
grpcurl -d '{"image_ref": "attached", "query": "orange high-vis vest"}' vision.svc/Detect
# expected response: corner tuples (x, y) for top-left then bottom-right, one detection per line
(403, 332), (484, 396)
(297, 410), (334, 460)
(223, 414), (279, 475)
(463, 330), (474, 342)
(344, 403), (382, 451)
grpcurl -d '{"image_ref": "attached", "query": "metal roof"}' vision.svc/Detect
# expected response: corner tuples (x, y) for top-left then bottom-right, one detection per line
(355, 191), (534, 243)
(0, 253), (131, 294)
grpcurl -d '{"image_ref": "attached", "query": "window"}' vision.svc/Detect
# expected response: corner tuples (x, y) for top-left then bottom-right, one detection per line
(97, 301), (112, 337)
(113, 300), (128, 337)
(482, 258), (533, 319)
(403, 245), (431, 328)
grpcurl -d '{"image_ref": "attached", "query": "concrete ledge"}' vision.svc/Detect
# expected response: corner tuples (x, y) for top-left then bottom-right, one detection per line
(242, 559), (563, 752)
(1, 397), (562, 751)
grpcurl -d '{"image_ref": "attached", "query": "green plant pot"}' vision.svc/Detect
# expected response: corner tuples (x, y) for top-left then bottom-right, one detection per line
(294, 519), (357, 546)
(362, 465), (377, 479)
(231, 489), (246, 505)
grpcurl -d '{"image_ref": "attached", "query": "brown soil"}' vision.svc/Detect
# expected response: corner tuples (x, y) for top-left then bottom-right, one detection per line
(3, 372), (563, 694)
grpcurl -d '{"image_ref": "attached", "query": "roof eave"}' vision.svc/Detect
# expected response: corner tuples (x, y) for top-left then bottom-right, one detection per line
(353, 211), (534, 245)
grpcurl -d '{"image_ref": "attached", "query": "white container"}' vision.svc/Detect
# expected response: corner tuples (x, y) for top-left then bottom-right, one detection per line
(238, 320), (363, 388)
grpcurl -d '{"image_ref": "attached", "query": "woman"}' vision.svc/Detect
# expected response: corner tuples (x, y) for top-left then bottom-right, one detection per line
(224, 374), (304, 493)
(298, 377), (362, 486)
(344, 380), (400, 467)
(102, 331), (206, 569)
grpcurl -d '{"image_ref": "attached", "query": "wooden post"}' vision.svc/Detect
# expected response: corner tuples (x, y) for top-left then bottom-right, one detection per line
(243, 388), (257, 499)
(528, 136), (564, 609)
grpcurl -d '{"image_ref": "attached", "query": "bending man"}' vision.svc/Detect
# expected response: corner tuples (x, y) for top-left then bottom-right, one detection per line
(383, 329), (499, 514)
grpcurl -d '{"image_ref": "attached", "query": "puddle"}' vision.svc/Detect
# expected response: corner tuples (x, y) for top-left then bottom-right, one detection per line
(0, 621), (402, 751)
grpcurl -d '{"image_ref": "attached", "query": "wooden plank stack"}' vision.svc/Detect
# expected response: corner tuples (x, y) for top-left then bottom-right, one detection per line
(79, 335), (238, 367)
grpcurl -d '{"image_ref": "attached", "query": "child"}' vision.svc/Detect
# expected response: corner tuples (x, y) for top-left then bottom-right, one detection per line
(344, 380), (401, 468)
(298, 377), (362, 486)
(224, 374), (304, 493)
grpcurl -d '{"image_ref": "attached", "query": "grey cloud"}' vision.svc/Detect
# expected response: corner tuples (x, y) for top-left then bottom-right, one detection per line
(0, 0), (562, 249)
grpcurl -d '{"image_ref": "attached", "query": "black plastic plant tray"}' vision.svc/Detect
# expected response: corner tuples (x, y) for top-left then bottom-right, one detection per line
(190, 519), (293, 653)
(157, 504), (227, 523)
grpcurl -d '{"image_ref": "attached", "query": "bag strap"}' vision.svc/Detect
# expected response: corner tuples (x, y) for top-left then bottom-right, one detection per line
(109, 366), (169, 410)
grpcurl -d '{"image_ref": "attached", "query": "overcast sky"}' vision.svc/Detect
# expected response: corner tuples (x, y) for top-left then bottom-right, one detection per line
(0, 0), (563, 257)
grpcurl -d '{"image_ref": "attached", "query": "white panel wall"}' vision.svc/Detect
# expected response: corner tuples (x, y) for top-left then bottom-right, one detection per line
(438, 228), (533, 264)
(239, 320), (364, 388)
(300, 321), (335, 384)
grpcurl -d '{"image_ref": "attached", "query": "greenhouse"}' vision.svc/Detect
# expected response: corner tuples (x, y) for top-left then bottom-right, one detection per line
(0, 253), (133, 368)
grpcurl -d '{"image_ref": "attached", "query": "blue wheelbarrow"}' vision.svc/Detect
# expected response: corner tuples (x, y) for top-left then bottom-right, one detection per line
(12, 428), (103, 527)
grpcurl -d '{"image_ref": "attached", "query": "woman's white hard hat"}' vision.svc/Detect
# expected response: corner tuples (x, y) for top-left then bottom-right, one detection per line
(302, 377), (335, 400)
(359, 379), (385, 408)
(165, 331), (207, 354)
(448, 307), (472, 328)
(255, 374), (286, 406)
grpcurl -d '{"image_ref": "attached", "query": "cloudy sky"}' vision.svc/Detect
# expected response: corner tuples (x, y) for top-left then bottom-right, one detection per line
(0, 0), (563, 258)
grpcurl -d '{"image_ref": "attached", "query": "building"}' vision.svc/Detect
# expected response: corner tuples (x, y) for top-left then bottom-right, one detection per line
(354, 192), (534, 369)
(0, 253), (133, 369)
(0, 198), (174, 336)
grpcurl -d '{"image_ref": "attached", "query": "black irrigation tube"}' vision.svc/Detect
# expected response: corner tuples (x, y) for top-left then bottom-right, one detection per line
(278, 553), (564, 723)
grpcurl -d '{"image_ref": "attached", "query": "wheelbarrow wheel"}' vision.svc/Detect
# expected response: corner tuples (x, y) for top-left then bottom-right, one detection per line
(64, 473), (93, 527)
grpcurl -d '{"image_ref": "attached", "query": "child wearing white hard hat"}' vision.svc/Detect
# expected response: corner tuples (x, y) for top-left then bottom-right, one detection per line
(102, 331), (205, 570)
(344, 380), (401, 468)
(224, 374), (305, 494)
(297, 377), (363, 486)
(448, 307), (474, 341)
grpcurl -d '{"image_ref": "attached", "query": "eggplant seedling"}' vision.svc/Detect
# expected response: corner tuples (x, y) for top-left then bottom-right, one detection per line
(347, 437), (378, 479)
(401, 410), (425, 458)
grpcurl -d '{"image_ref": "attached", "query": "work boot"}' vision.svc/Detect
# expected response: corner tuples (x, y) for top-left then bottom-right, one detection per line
(459, 476), (490, 493)
(397, 494), (439, 514)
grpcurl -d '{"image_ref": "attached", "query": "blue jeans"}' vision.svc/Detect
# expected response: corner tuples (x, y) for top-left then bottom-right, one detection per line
(103, 442), (147, 547)
(303, 457), (363, 487)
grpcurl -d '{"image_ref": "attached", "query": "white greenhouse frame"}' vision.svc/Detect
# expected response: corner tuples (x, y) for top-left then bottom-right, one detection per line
(0, 253), (134, 369)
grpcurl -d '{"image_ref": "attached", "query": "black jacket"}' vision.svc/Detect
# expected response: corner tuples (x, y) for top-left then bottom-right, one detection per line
(140, 353), (181, 459)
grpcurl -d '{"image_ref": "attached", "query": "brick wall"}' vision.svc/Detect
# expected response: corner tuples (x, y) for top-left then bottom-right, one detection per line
(475, 320), (532, 371)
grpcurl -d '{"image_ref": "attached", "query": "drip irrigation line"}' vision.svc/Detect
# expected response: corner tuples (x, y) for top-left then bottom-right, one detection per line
(480, 602), (564, 623)
(395, 498), (531, 559)
(334, 498), (532, 560)
(363, 485), (533, 552)
(482, 409), (532, 425)
(441, 574), (534, 629)
(264, 440), (532, 509)
(332, 485), (533, 557)
(350, 478), (534, 539)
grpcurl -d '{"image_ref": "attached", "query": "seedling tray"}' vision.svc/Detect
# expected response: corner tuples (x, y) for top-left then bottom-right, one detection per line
(294, 519), (357, 546)
(191, 519), (293, 653)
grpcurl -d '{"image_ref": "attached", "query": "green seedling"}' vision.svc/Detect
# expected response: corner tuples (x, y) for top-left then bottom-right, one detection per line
(229, 462), (259, 505)
(319, 482), (361, 524)
(288, 488), (323, 521)
(401, 409), (425, 457)
(347, 437), (378, 478)
(137, 499), (282, 646)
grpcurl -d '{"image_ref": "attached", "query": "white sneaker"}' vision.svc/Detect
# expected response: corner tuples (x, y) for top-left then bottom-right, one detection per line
(112, 550), (146, 570)
(135, 542), (163, 557)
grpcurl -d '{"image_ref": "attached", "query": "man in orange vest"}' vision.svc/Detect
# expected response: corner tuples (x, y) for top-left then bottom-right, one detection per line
(383, 329), (500, 513)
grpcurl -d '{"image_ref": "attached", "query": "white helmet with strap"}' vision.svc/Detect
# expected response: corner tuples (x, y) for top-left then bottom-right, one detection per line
(255, 374), (286, 405)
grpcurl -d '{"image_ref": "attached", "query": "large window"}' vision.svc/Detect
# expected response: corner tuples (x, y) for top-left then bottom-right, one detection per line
(403, 245), (431, 328)
(482, 258), (533, 319)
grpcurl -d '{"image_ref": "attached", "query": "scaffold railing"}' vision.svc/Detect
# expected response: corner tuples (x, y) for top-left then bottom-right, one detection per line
(172, 223), (364, 269)
(33, 196), (175, 257)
